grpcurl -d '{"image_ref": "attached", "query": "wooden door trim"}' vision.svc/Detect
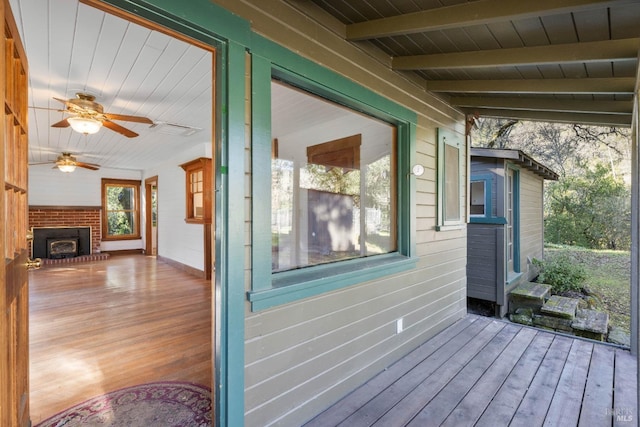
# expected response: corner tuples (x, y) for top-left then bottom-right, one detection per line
(144, 176), (158, 256)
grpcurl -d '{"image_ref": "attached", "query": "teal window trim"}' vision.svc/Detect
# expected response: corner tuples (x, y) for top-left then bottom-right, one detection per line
(469, 217), (508, 225)
(469, 173), (493, 222)
(507, 164), (521, 273)
(249, 38), (418, 311)
(436, 128), (465, 230)
(248, 254), (415, 311)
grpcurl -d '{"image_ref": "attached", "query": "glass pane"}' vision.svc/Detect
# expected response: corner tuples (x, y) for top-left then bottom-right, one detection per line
(107, 185), (135, 211)
(107, 211), (134, 236)
(193, 193), (204, 217)
(271, 80), (396, 273)
(364, 154), (393, 253)
(470, 181), (485, 215)
(444, 144), (459, 221)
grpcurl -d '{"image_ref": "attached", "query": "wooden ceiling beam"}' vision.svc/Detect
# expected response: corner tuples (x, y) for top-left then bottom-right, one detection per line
(428, 78), (636, 94)
(450, 96), (633, 115)
(467, 108), (632, 127)
(346, 0), (634, 40)
(393, 38), (640, 70)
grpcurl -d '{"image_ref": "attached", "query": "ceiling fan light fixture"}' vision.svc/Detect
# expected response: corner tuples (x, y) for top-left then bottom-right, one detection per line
(67, 116), (102, 135)
(57, 163), (76, 173)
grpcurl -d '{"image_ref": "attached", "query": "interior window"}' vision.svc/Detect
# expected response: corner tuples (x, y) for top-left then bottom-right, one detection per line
(101, 178), (141, 240)
(271, 80), (396, 273)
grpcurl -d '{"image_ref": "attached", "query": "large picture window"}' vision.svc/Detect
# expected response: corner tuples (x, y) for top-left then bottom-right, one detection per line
(101, 178), (141, 240)
(271, 81), (396, 272)
(248, 57), (417, 310)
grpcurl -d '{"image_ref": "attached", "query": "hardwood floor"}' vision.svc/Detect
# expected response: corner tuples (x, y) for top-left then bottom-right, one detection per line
(305, 315), (637, 427)
(28, 255), (213, 425)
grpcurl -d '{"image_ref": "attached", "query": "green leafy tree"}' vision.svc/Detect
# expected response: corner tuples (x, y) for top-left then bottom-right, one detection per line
(545, 164), (630, 250)
(106, 186), (134, 235)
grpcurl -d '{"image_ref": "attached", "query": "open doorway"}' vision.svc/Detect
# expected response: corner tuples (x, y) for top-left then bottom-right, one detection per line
(17, 0), (217, 423)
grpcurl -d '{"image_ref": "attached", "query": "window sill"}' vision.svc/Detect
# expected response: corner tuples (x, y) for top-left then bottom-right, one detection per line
(101, 235), (141, 241)
(506, 271), (523, 285)
(247, 253), (418, 311)
(435, 224), (466, 231)
(469, 217), (507, 225)
(184, 218), (211, 224)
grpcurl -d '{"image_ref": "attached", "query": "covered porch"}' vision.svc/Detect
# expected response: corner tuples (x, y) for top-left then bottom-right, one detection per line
(305, 315), (636, 426)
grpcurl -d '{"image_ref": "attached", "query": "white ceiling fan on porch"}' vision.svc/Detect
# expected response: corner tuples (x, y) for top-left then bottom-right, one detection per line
(29, 152), (100, 173)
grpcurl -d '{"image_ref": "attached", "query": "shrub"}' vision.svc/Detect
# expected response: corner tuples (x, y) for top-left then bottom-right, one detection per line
(533, 255), (587, 293)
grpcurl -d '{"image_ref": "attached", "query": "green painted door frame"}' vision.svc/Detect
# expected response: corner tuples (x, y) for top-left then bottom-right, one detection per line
(86, 1), (250, 425)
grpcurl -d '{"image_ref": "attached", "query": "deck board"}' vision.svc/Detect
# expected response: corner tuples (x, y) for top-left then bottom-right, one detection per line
(543, 339), (593, 426)
(510, 335), (574, 426)
(339, 318), (500, 426)
(440, 326), (538, 426)
(371, 320), (506, 426)
(613, 349), (637, 426)
(578, 345), (616, 426)
(303, 316), (480, 427)
(407, 324), (521, 426)
(305, 315), (637, 427)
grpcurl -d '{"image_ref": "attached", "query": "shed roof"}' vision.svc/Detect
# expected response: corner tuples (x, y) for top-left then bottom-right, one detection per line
(471, 147), (559, 181)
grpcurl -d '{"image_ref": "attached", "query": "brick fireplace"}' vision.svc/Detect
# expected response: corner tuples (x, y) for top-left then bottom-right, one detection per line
(29, 206), (101, 255)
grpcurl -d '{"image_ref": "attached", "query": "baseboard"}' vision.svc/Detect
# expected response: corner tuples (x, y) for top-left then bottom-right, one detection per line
(157, 255), (206, 279)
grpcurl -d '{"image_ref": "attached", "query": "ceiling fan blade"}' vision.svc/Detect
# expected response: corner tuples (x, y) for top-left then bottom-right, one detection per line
(53, 97), (70, 106)
(102, 119), (139, 138)
(76, 161), (100, 170)
(51, 118), (70, 128)
(28, 161), (54, 166)
(104, 113), (153, 124)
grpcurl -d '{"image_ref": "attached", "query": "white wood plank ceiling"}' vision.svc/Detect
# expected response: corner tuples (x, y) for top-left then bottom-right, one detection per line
(297, 0), (640, 127)
(10, 0), (213, 171)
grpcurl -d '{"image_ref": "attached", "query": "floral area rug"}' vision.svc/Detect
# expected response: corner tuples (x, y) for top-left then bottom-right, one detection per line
(35, 381), (212, 427)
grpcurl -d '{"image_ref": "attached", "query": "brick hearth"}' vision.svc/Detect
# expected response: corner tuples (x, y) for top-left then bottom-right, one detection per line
(29, 206), (101, 255)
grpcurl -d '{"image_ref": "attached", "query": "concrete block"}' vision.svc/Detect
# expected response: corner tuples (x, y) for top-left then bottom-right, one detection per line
(541, 295), (579, 320)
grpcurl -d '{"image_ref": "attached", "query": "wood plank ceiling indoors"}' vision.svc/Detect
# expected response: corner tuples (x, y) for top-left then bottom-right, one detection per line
(10, 0), (213, 171)
(292, 0), (640, 128)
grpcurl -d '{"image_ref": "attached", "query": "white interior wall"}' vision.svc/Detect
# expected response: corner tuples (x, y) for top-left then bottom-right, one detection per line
(143, 142), (211, 271)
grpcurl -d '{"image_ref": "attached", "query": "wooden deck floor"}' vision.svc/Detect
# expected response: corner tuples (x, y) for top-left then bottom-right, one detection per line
(28, 255), (212, 425)
(305, 315), (637, 427)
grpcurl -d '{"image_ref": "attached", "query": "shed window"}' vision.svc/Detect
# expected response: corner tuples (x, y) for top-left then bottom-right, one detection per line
(470, 181), (485, 216)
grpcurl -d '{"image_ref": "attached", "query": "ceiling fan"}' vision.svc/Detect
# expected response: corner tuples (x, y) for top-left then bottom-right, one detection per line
(51, 93), (153, 138)
(29, 152), (100, 173)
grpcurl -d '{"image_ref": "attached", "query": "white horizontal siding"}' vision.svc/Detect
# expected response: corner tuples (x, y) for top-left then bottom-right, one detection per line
(518, 169), (545, 281)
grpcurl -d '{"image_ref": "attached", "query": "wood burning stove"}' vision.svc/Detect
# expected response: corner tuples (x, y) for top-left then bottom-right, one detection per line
(32, 227), (91, 259)
(46, 238), (79, 259)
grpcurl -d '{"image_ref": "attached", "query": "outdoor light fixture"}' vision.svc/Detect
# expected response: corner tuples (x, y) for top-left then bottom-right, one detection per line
(410, 164), (425, 177)
(57, 163), (76, 173)
(67, 116), (103, 135)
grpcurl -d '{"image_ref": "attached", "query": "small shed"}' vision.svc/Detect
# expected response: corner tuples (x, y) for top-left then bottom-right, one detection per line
(467, 148), (559, 317)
